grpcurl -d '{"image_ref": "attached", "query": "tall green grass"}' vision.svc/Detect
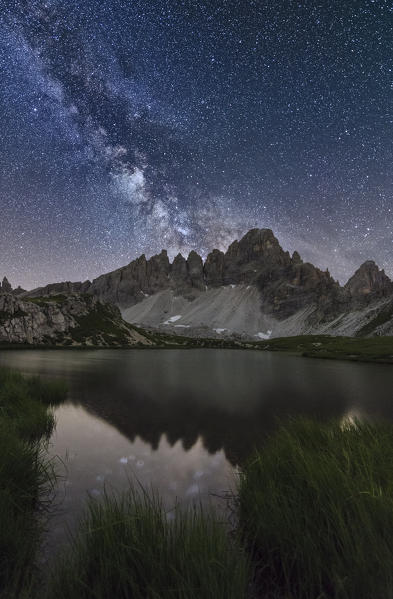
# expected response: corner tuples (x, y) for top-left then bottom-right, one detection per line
(3, 364), (393, 599)
(45, 488), (251, 599)
(238, 418), (393, 599)
(0, 368), (66, 598)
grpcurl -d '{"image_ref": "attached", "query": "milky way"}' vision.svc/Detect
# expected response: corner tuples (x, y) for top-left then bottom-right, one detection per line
(0, 0), (392, 289)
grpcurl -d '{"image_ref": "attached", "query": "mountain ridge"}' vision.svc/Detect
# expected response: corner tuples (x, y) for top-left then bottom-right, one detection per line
(4, 228), (393, 339)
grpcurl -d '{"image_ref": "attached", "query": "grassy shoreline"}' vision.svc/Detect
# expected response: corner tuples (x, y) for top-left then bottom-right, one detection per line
(0, 369), (66, 598)
(2, 333), (393, 365)
(262, 334), (393, 364)
(238, 418), (393, 598)
(45, 419), (393, 599)
(2, 369), (393, 597)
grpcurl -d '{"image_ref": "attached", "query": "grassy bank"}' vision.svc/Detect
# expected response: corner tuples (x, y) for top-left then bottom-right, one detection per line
(45, 418), (393, 598)
(3, 367), (393, 598)
(3, 329), (393, 365)
(0, 368), (66, 598)
(45, 489), (250, 599)
(238, 418), (393, 599)
(261, 334), (393, 363)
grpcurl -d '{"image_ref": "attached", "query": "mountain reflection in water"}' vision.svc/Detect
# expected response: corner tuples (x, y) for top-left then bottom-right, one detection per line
(1, 348), (393, 465)
(1, 348), (393, 554)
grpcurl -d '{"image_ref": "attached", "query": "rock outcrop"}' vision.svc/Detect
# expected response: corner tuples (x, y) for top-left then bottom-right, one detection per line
(1, 277), (12, 293)
(0, 277), (27, 296)
(26, 280), (91, 298)
(0, 294), (154, 346)
(344, 261), (393, 304)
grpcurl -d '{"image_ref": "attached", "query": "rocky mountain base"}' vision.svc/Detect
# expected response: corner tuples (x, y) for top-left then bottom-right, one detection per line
(0, 294), (154, 347)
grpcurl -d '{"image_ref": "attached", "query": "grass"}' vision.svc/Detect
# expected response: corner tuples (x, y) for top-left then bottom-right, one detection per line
(261, 333), (393, 363)
(0, 368), (67, 598)
(238, 418), (393, 599)
(70, 302), (139, 346)
(24, 295), (68, 306)
(45, 488), (251, 599)
(2, 367), (393, 599)
(131, 324), (258, 350)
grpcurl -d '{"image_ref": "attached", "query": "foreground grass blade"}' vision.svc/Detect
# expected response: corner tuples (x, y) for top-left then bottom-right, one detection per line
(238, 417), (393, 599)
(46, 488), (251, 599)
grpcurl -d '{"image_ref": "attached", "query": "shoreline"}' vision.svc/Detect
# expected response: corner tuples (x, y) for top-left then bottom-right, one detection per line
(1, 333), (393, 365)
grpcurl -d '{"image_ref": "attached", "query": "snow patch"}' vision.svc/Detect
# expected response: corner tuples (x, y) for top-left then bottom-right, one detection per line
(162, 314), (182, 325)
(230, 284), (237, 288)
(214, 328), (227, 334)
(255, 330), (272, 340)
(174, 324), (190, 328)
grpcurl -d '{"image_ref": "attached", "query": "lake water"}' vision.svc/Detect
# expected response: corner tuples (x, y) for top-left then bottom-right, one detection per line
(0, 348), (393, 555)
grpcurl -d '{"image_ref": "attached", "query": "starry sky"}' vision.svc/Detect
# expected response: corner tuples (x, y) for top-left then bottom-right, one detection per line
(0, 0), (392, 289)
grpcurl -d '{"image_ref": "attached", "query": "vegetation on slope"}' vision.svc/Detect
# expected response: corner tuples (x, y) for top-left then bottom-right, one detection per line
(0, 369), (67, 598)
(24, 295), (68, 306)
(69, 302), (140, 346)
(131, 324), (253, 349)
(238, 418), (393, 599)
(5, 290), (393, 359)
(0, 294), (153, 347)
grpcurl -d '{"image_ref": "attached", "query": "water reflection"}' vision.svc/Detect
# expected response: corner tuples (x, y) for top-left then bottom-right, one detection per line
(1, 349), (393, 466)
(1, 348), (393, 553)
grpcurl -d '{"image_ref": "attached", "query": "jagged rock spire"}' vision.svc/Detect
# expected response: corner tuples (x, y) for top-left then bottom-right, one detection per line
(1, 277), (12, 293)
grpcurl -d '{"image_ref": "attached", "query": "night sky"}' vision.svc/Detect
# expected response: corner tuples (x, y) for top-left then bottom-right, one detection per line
(1, 0), (392, 289)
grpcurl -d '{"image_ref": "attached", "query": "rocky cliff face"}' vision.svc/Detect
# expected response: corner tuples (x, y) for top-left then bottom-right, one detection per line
(0, 294), (153, 346)
(26, 280), (91, 298)
(344, 261), (393, 304)
(80, 228), (343, 316)
(20, 228), (393, 339)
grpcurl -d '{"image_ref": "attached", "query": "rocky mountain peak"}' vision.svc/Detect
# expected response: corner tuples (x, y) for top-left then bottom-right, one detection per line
(222, 228), (291, 285)
(292, 251), (302, 264)
(1, 277), (12, 293)
(344, 260), (393, 299)
(0, 278), (26, 296)
(187, 251), (204, 290)
(171, 254), (189, 293)
(225, 228), (281, 261)
(204, 248), (225, 286)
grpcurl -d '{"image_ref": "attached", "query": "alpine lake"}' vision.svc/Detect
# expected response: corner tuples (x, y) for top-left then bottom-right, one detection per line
(1, 347), (393, 557)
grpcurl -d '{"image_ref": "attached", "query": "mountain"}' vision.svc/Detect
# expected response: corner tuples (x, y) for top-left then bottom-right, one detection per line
(20, 228), (393, 339)
(0, 277), (26, 296)
(0, 293), (155, 347)
(344, 261), (393, 303)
